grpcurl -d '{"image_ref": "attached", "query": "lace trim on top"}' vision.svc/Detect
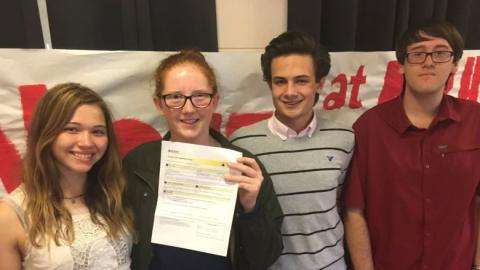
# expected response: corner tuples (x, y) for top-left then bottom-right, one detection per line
(3, 187), (132, 269)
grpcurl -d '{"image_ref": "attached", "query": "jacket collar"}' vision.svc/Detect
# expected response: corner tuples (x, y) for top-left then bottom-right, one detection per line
(163, 128), (229, 146)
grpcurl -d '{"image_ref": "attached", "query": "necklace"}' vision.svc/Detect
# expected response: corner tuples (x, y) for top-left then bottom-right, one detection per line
(62, 193), (85, 204)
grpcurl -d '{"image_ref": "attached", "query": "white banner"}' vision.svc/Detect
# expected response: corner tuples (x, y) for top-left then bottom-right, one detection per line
(1, 49), (480, 195)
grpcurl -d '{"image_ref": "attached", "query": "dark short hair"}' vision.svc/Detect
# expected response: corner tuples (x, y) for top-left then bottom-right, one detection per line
(261, 31), (331, 83)
(396, 20), (464, 64)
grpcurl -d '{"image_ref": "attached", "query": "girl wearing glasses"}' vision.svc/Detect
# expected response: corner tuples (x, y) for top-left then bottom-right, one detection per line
(123, 50), (283, 270)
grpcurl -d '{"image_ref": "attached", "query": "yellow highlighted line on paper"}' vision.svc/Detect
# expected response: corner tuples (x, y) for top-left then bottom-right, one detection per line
(168, 154), (228, 167)
(191, 157), (227, 167)
(167, 163), (228, 175)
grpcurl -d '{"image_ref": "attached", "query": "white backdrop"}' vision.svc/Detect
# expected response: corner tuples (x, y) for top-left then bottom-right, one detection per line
(1, 49), (479, 196)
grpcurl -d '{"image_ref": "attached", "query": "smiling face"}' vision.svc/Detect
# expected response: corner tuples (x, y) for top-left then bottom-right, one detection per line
(154, 63), (218, 145)
(52, 104), (108, 181)
(400, 33), (458, 97)
(269, 54), (320, 132)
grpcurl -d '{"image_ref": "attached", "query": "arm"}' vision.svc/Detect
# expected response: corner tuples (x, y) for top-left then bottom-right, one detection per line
(474, 196), (480, 269)
(343, 120), (375, 270)
(225, 156), (283, 269)
(345, 208), (374, 270)
(122, 143), (159, 270)
(0, 201), (24, 270)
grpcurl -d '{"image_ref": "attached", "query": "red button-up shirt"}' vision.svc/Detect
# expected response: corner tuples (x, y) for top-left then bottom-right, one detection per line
(344, 94), (480, 270)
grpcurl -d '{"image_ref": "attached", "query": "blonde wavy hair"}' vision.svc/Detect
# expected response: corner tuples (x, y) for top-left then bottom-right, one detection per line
(23, 82), (133, 247)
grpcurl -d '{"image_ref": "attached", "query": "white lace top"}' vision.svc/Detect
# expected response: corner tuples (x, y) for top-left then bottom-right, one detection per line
(3, 187), (132, 270)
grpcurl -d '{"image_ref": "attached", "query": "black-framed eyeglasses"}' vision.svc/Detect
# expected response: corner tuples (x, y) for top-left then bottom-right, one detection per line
(406, 51), (454, 64)
(160, 92), (214, 109)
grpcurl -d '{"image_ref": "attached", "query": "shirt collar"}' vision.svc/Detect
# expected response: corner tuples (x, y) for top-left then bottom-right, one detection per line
(435, 94), (461, 123)
(268, 111), (317, 140)
(380, 94), (461, 134)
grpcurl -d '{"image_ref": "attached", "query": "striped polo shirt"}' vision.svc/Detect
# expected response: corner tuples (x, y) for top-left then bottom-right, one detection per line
(230, 109), (356, 270)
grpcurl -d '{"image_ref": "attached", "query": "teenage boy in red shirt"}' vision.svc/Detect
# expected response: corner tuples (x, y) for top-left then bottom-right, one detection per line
(344, 20), (480, 270)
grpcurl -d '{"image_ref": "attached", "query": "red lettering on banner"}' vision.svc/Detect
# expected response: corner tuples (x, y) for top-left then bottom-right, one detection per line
(458, 56), (480, 101)
(0, 128), (22, 192)
(378, 61), (404, 104)
(113, 119), (162, 158)
(323, 74), (347, 110)
(211, 113), (222, 132)
(0, 84), (47, 192)
(19, 84), (47, 131)
(323, 66), (367, 110)
(226, 111), (273, 137)
(349, 65), (366, 108)
(444, 72), (455, 94)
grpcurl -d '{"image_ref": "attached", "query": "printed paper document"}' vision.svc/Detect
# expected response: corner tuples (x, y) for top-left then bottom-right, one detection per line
(151, 141), (241, 256)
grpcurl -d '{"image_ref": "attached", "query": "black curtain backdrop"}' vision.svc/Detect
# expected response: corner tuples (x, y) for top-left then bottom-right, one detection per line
(0, 0), (218, 51)
(288, 0), (480, 52)
(2, 1), (480, 52)
(0, 1), (44, 48)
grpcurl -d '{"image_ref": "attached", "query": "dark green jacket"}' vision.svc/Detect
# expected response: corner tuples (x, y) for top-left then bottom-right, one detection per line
(123, 129), (283, 270)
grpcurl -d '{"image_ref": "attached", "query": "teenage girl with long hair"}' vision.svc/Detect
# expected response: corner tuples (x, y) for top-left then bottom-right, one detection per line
(0, 83), (133, 269)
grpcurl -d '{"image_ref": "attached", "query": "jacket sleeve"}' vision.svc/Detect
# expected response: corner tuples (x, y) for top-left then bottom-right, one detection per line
(122, 150), (144, 270)
(122, 142), (159, 270)
(234, 154), (284, 270)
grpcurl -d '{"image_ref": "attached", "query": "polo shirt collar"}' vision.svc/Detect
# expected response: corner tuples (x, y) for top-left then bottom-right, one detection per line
(380, 94), (461, 134)
(268, 111), (317, 140)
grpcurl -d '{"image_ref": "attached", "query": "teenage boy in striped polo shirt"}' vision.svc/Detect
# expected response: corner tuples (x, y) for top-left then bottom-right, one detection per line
(231, 31), (355, 270)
